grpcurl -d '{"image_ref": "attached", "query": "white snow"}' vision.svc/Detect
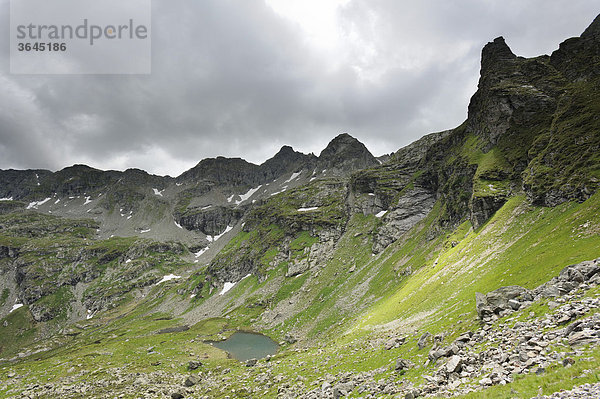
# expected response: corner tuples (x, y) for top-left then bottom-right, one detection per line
(207, 225), (233, 242)
(127, 215), (132, 220)
(297, 207), (319, 212)
(194, 247), (209, 257)
(140, 229), (151, 233)
(236, 185), (262, 204)
(0, 197), (13, 201)
(54, 198), (61, 204)
(26, 197), (52, 210)
(84, 196), (92, 205)
(156, 274), (181, 285)
(270, 186), (288, 197)
(174, 221), (183, 229)
(375, 211), (387, 218)
(86, 309), (95, 320)
(284, 171), (301, 183)
(190, 294), (196, 298)
(125, 259), (132, 264)
(10, 303), (23, 313)
(309, 177), (316, 182)
(153, 188), (164, 197)
(220, 282), (236, 295)
(368, 193), (375, 196)
(176, 183), (183, 187)
(227, 194), (235, 202)
(219, 274), (251, 295)
(201, 205), (212, 210)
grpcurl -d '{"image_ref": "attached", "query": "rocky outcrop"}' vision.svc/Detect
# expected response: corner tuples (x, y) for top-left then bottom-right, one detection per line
(176, 206), (243, 236)
(475, 286), (532, 320)
(476, 258), (600, 321)
(372, 187), (436, 253)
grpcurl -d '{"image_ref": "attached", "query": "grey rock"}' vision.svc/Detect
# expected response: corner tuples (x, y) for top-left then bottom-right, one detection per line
(184, 375), (200, 387)
(417, 332), (431, 349)
(187, 360), (202, 371)
(445, 355), (462, 374)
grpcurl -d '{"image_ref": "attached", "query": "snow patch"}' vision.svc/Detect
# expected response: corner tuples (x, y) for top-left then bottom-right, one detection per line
(236, 185), (262, 204)
(54, 198), (61, 204)
(368, 193), (375, 196)
(284, 171), (301, 183)
(220, 282), (236, 295)
(125, 259), (132, 264)
(297, 207), (319, 212)
(140, 229), (151, 233)
(219, 274), (251, 295)
(227, 194), (235, 202)
(207, 225), (233, 242)
(26, 197), (51, 210)
(84, 196), (92, 205)
(153, 188), (164, 197)
(156, 274), (181, 285)
(375, 211), (387, 218)
(201, 205), (212, 210)
(174, 221), (183, 229)
(0, 197), (13, 201)
(86, 309), (96, 320)
(194, 247), (209, 257)
(190, 294), (196, 298)
(10, 303), (23, 313)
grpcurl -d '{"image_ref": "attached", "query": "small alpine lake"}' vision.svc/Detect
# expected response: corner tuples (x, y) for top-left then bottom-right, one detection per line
(207, 331), (279, 361)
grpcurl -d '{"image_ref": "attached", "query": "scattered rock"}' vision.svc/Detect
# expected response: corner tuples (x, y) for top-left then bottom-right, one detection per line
(184, 374), (200, 387)
(187, 360), (201, 370)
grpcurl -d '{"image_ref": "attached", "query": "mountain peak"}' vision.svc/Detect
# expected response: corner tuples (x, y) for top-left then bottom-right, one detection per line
(318, 133), (377, 173)
(480, 36), (516, 75)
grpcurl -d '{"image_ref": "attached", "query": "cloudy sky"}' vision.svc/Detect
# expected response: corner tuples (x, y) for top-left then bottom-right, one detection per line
(0, 1), (598, 176)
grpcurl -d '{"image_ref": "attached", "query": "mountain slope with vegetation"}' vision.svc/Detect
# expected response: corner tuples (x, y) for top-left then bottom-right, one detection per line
(0, 14), (599, 399)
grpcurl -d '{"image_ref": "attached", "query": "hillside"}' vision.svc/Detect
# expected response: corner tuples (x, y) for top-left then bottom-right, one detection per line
(0, 14), (599, 399)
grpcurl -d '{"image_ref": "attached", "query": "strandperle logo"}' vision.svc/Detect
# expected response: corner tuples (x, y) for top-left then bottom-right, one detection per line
(10, 0), (151, 74)
(15, 19), (149, 46)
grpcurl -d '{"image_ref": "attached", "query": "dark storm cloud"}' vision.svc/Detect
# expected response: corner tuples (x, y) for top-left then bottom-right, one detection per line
(0, 0), (598, 175)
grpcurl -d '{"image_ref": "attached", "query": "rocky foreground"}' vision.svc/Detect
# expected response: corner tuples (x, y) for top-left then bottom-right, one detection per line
(1, 259), (599, 398)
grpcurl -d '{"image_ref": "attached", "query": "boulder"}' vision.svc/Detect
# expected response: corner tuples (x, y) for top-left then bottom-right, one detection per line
(445, 355), (462, 374)
(476, 286), (532, 318)
(417, 332), (431, 349)
(394, 358), (414, 373)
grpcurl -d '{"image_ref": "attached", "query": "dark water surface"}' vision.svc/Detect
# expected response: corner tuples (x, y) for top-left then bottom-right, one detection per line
(209, 332), (278, 361)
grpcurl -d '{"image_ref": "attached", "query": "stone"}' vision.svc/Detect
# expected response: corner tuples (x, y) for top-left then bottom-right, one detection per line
(445, 355), (462, 374)
(246, 358), (258, 367)
(568, 330), (599, 346)
(171, 393), (184, 399)
(284, 334), (297, 344)
(563, 357), (575, 367)
(394, 358), (414, 373)
(187, 360), (202, 370)
(184, 375), (200, 387)
(385, 336), (406, 350)
(479, 377), (493, 386)
(417, 332), (431, 349)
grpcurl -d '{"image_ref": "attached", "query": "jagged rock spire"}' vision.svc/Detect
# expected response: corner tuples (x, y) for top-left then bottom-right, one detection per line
(480, 36), (517, 75)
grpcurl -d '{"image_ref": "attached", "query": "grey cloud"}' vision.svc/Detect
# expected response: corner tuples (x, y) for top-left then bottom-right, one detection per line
(0, 0), (598, 175)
